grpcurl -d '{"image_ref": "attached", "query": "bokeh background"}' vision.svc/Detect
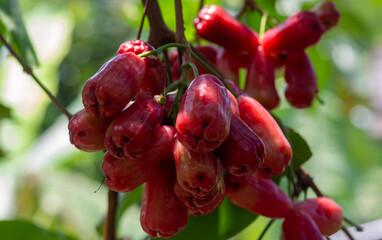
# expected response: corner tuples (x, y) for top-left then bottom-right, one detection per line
(1, 0), (382, 239)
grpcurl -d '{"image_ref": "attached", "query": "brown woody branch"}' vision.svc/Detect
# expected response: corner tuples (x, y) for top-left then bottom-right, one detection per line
(103, 190), (119, 240)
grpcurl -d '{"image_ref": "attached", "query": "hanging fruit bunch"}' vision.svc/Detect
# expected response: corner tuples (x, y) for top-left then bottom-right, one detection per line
(68, 1), (345, 239)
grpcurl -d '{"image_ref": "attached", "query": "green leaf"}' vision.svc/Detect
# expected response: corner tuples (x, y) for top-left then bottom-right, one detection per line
(0, 102), (11, 119)
(286, 127), (312, 170)
(0, 220), (77, 240)
(0, 0), (39, 66)
(163, 198), (257, 240)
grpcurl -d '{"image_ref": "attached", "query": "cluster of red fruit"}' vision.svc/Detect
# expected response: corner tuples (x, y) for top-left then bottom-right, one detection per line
(67, 1), (343, 239)
(226, 174), (343, 239)
(189, 1), (340, 110)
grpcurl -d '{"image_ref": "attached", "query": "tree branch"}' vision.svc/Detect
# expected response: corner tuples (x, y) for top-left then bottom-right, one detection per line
(0, 32), (72, 119)
(142, 0), (176, 47)
(103, 190), (119, 240)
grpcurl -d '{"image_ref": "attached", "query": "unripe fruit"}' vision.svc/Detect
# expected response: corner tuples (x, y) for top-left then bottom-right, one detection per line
(102, 125), (176, 193)
(68, 108), (112, 152)
(311, 1), (340, 31)
(282, 210), (323, 240)
(176, 74), (231, 154)
(284, 51), (318, 108)
(296, 197), (343, 236)
(237, 95), (292, 177)
(215, 114), (265, 176)
(261, 11), (325, 54)
(117, 40), (166, 99)
(82, 52), (145, 118)
(173, 138), (220, 198)
(140, 163), (188, 238)
(245, 46), (279, 110)
(194, 5), (259, 55)
(104, 98), (162, 159)
(225, 174), (293, 218)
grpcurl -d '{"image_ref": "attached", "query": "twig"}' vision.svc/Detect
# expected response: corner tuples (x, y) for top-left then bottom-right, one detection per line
(137, 0), (150, 40)
(340, 226), (355, 240)
(0, 32), (72, 119)
(344, 216), (364, 232)
(103, 190), (119, 240)
(236, 0), (279, 27)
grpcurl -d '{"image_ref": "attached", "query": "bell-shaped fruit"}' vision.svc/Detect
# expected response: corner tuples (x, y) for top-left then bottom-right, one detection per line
(82, 52), (145, 118)
(215, 114), (265, 176)
(284, 51), (318, 108)
(282, 210), (323, 240)
(237, 95), (292, 177)
(296, 197), (343, 236)
(102, 125), (176, 193)
(104, 98), (162, 159)
(176, 74), (231, 154)
(225, 174), (293, 218)
(140, 163), (188, 238)
(68, 108), (112, 152)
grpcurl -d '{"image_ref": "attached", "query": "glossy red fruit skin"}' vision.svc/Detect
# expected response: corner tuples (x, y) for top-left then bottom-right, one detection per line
(284, 51), (318, 108)
(117, 40), (166, 99)
(140, 163), (188, 238)
(261, 11), (325, 54)
(245, 46), (279, 110)
(225, 174), (293, 218)
(104, 98), (162, 159)
(176, 74), (231, 154)
(282, 210), (323, 240)
(238, 96), (292, 177)
(169, 45), (219, 82)
(68, 109), (112, 152)
(82, 52), (145, 119)
(216, 48), (252, 86)
(173, 139), (220, 198)
(311, 1), (340, 31)
(102, 125), (176, 193)
(215, 114), (265, 176)
(194, 5), (258, 55)
(174, 160), (225, 216)
(117, 40), (155, 55)
(296, 197), (343, 236)
(227, 90), (240, 117)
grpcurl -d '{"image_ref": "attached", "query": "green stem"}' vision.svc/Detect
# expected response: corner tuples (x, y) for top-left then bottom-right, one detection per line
(184, 62), (199, 78)
(190, 51), (238, 97)
(259, 12), (268, 40)
(163, 80), (183, 96)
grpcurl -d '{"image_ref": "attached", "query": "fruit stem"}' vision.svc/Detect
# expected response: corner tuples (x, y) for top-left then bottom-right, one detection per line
(0, 32), (72, 120)
(184, 62), (199, 78)
(190, 51), (239, 98)
(259, 11), (268, 41)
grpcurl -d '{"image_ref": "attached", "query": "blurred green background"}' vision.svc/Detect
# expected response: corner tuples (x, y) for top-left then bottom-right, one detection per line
(1, 0), (382, 239)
